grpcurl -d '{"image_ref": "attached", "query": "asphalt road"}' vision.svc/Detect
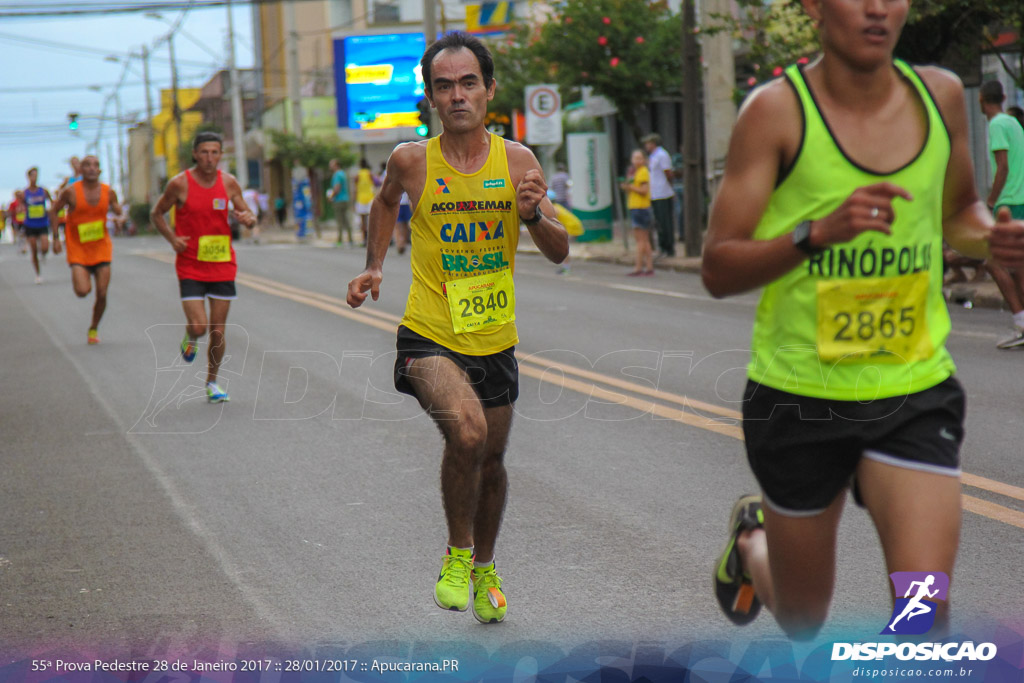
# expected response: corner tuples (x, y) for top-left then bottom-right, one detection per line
(1, 236), (1022, 663)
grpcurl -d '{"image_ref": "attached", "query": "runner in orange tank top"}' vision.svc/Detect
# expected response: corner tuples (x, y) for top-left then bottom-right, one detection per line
(49, 155), (122, 345)
(151, 131), (256, 403)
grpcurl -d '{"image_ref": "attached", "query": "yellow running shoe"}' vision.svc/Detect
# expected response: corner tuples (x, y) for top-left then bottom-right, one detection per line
(471, 562), (507, 623)
(713, 494), (764, 625)
(433, 547), (473, 612)
(87, 328), (100, 345)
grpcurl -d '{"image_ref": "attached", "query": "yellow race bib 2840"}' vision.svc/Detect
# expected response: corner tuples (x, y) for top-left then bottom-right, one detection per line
(445, 269), (516, 335)
(816, 272), (933, 364)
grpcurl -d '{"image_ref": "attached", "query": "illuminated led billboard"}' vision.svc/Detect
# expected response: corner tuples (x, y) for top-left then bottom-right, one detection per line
(334, 32), (426, 130)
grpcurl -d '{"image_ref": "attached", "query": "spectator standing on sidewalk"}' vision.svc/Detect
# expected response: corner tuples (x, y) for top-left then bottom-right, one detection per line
(642, 133), (676, 257)
(329, 158), (353, 247)
(622, 148), (654, 276)
(979, 80), (1024, 349)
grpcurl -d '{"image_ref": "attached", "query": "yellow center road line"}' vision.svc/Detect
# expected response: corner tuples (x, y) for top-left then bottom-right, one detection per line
(961, 472), (1024, 504)
(137, 252), (1024, 528)
(961, 495), (1024, 530)
(516, 363), (744, 440)
(518, 354), (743, 421)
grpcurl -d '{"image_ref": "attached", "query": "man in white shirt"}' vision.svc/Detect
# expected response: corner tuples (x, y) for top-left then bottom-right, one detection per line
(643, 133), (676, 257)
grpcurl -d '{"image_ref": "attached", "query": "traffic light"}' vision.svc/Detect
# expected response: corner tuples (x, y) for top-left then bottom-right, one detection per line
(68, 112), (79, 131)
(416, 97), (430, 137)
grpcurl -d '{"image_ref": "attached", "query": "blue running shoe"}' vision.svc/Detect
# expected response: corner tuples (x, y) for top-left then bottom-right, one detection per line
(181, 335), (198, 363)
(206, 382), (229, 403)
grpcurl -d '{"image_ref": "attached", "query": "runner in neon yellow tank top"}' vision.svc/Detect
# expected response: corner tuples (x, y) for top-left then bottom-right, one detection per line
(347, 31), (568, 623)
(702, 0), (1024, 639)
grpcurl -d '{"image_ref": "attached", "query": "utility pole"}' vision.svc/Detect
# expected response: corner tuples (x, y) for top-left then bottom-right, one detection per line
(423, 0), (438, 133)
(226, 0), (249, 190)
(284, 0), (302, 138)
(681, 0), (704, 257)
(141, 45), (159, 201)
(113, 91), (126, 200)
(167, 32), (183, 175)
(423, 0), (437, 46)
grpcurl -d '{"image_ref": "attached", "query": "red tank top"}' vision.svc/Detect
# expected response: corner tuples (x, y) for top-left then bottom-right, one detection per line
(175, 170), (236, 282)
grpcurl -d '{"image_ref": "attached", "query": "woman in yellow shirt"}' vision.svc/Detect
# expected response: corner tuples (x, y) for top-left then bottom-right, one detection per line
(354, 158), (377, 245)
(621, 149), (653, 276)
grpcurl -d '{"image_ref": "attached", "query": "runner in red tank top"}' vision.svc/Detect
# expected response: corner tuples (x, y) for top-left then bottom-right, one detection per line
(49, 155), (122, 345)
(151, 132), (256, 403)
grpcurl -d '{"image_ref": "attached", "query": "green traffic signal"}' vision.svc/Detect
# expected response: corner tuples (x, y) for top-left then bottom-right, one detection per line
(416, 124), (429, 137)
(68, 112), (79, 131)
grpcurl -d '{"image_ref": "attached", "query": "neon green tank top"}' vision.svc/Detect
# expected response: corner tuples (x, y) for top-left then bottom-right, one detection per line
(748, 61), (955, 400)
(401, 133), (520, 355)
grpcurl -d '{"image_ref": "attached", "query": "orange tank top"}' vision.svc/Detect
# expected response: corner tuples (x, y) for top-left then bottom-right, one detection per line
(65, 181), (112, 266)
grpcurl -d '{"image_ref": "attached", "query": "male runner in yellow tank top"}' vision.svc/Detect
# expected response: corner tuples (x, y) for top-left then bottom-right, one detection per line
(347, 31), (568, 624)
(702, 0), (1024, 639)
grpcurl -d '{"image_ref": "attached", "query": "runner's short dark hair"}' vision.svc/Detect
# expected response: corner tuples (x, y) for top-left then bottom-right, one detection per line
(420, 31), (494, 96)
(193, 131), (224, 149)
(980, 80), (1005, 105)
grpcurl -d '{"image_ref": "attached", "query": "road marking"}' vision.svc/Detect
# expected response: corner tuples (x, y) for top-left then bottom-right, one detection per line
(139, 252), (1024, 530)
(961, 496), (1024, 530)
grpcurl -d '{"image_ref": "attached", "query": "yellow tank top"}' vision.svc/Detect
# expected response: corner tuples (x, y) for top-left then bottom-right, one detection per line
(401, 133), (520, 355)
(748, 61), (954, 400)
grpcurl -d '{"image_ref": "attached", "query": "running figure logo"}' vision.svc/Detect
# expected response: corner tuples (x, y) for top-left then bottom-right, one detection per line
(881, 571), (949, 635)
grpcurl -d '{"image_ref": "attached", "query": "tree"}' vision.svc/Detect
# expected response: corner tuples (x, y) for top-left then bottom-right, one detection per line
(703, 0), (816, 100)
(268, 130), (357, 222)
(533, 0), (683, 142)
(489, 22), (557, 123)
(708, 0), (1024, 97)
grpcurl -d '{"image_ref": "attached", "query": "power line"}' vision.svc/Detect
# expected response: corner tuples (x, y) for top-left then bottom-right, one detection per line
(0, 31), (218, 68)
(0, 0), (316, 19)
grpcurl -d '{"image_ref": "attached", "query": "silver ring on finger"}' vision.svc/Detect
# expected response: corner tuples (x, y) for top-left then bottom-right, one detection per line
(870, 206), (880, 219)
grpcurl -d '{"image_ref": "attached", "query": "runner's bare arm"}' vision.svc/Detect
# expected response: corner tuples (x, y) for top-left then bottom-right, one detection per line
(108, 189), (122, 219)
(48, 186), (73, 252)
(703, 80), (909, 298)
(347, 143), (423, 308)
(150, 174), (190, 253)
(506, 142), (568, 264)
(224, 174), (256, 227)
(48, 186), (72, 238)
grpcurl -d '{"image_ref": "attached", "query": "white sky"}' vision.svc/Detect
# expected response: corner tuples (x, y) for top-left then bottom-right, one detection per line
(0, 3), (255, 204)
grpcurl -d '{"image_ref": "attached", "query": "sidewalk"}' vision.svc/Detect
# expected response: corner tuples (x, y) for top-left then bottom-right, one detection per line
(258, 222), (1009, 312)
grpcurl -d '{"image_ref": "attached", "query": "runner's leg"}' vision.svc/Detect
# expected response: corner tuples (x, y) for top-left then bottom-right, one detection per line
(737, 493), (845, 639)
(27, 236), (40, 275)
(206, 297), (231, 385)
(91, 265), (111, 330)
(856, 459), (960, 634)
(404, 354), (489, 549)
(473, 404), (512, 564)
(71, 264), (92, 298)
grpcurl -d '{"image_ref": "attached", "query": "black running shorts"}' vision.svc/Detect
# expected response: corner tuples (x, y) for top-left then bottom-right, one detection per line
(70, 261), (110, 275)
(394, 325), (518, 408)
(179, 279), (237, 301)
(741, 376), (965, 516)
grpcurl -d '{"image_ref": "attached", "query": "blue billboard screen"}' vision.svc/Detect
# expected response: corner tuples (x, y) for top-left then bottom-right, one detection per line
(334, 32), (426, 130)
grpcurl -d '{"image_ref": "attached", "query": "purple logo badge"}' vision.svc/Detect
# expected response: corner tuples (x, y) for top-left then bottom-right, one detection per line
(881, 571), (949, 635)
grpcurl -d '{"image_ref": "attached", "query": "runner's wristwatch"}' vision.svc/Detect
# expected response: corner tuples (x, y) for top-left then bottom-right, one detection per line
(522, 206), (544, 226)
(792, 220), (822, 255)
